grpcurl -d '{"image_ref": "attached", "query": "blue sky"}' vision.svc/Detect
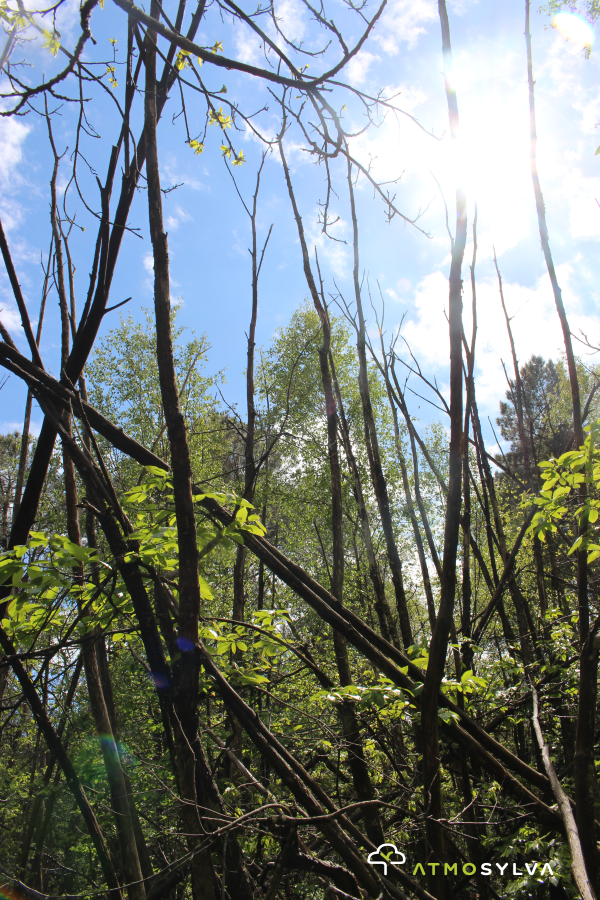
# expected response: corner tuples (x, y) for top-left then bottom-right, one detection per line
(1, 0), (599, 447)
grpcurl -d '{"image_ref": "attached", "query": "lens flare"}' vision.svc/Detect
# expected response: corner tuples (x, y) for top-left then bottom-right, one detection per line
(150, 670), (171, 689)
(177, 636), (195, 652)
(553, 12), (594, 46)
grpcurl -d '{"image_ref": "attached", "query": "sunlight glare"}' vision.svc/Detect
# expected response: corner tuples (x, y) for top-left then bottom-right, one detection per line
(553, 12), (594, 46)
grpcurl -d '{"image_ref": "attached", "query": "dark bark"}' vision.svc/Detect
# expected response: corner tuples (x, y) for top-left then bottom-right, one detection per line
(5, 0), (206, 555)
(233, 161), (270, 628)
(196, 641), (432, 900)
(0, 217), (44, 371)
(419, 5), (467, 894)
(144, 13), (218, 895)
(0, 342), (169, 472)
(14, 237), (50, 517)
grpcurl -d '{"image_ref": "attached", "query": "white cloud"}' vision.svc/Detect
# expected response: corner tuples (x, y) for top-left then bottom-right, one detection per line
(274, 0), (307, 46)
(306, 210), (350, 279)
(397, 263), (599, 415)
(162, 155), (210, 193)
(555, 168), (600, 240)
(22, 0), (81, 45)
(143, 253), (154, 273)
(0, 303), (23, 336)
(166, 205), (193, 231)
(376, 0), (437, 55)
(0, 415), (42, 436)
(0, 116), (30, 190)
(233, 0), (306, 68)
(346, 51), (378, 86)
(448, 0), (479, 14)
(234, 25), (264, 66)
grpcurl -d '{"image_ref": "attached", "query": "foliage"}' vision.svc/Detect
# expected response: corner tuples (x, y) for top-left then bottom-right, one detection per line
(525, 418), (600, 561)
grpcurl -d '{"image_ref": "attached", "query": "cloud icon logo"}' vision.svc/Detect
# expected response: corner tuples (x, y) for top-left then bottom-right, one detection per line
(367, 843), (406, 875)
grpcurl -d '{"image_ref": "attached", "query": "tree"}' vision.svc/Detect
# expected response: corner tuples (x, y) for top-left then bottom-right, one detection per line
(0, 0), (599, 897)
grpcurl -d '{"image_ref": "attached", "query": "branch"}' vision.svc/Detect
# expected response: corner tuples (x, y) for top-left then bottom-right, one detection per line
(530, 678), (596, 900)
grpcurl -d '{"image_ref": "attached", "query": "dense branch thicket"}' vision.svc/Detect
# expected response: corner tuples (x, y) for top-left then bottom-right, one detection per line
(0, 0), (599, 898)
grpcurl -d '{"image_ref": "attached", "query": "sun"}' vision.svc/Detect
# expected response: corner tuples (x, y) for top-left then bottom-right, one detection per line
(553, 12), (594, 47)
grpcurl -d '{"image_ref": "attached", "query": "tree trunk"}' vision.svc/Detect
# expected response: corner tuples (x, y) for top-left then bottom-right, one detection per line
(347, 156), (412, 649)
(420, 5), (467, 896)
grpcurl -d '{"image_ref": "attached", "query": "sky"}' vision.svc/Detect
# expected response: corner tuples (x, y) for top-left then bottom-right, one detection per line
(0, 0), (599, 450)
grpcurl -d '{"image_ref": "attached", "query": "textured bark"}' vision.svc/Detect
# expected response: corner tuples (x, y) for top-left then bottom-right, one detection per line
(144, 14), (218, 896)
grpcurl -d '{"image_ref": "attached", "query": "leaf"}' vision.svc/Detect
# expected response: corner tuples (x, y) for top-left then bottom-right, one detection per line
(237, 672), (268, 686)
(438, 708), (460, 723)
(198, 575), (214, 600)
(145, 465), (169, 476)
(175, 49), (191, 70)
(189, 139), (204, 156)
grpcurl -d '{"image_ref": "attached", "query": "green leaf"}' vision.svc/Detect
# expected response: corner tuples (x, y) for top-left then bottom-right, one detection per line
(41, 28), (61, 56)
